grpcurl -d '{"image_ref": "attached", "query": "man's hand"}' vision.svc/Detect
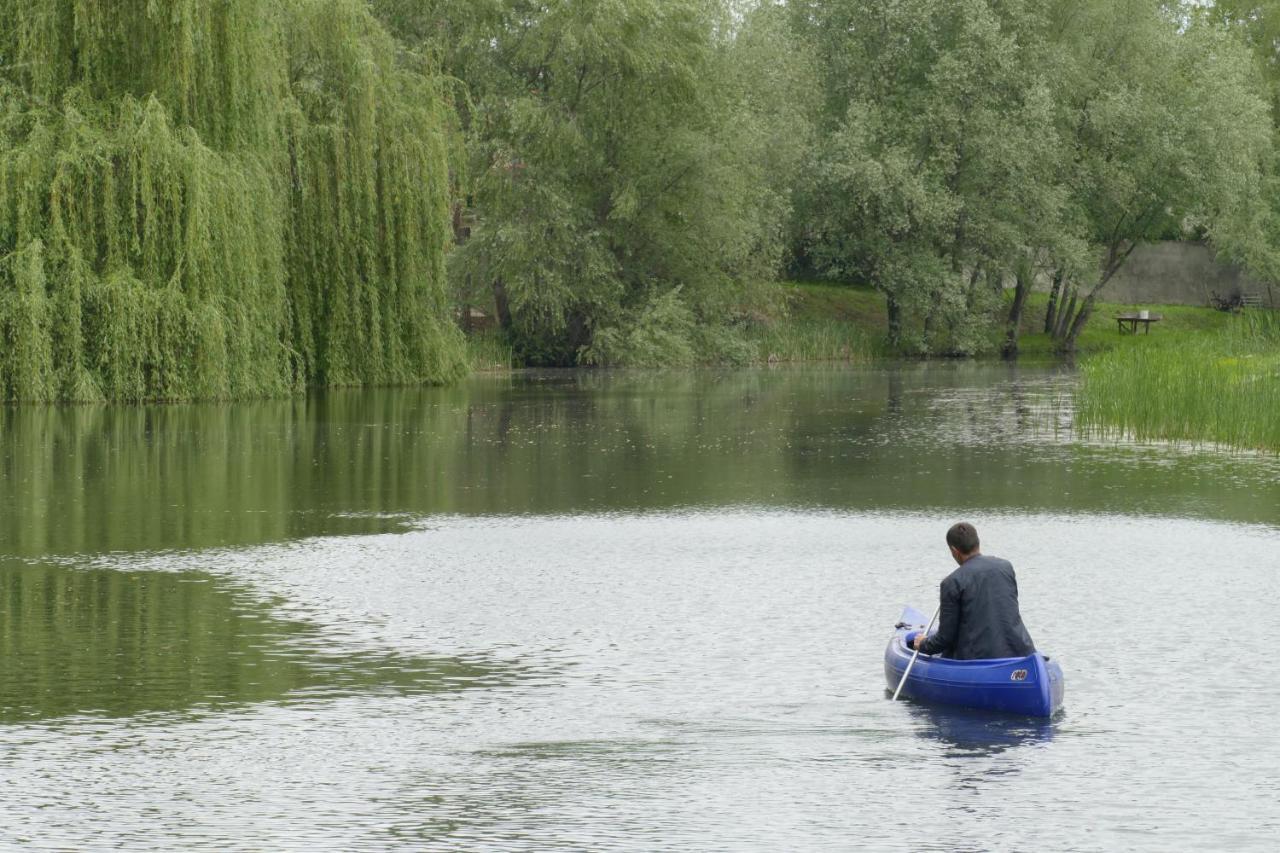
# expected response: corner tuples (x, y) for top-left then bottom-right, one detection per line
(913, 632), (927, 651)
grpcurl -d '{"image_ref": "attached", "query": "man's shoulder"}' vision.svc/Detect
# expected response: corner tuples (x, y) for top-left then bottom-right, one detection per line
(959, 554), (1015, 577)
(940, 562), (969, 588)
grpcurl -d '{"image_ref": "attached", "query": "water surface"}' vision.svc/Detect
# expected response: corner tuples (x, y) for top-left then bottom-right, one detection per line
(1, 365), (1277, 850)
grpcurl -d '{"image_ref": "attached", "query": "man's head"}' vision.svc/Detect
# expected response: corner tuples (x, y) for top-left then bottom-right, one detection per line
(946, 522), (980, 564)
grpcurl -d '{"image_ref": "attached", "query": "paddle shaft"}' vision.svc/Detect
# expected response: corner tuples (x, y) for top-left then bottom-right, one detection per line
(892, 605), (940, 701)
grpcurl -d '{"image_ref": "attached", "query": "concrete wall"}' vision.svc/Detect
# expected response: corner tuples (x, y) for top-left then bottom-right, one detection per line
(1088, 241), (1275, 307)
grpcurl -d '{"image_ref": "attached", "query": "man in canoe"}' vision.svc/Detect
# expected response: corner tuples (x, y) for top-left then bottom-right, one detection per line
(910, 522), (1036, 660)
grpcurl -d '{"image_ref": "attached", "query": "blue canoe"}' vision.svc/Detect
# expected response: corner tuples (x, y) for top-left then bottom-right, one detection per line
(884, 606), (1064, 718)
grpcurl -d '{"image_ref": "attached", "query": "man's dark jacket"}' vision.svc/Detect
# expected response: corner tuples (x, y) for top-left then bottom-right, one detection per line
(918, 554), (1036, 660)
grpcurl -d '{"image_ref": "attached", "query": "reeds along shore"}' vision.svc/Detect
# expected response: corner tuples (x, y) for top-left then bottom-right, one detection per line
(1077, 311), (1280, 452)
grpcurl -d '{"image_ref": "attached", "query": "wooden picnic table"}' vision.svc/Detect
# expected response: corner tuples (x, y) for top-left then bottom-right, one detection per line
(1115, 313), (1162, 334)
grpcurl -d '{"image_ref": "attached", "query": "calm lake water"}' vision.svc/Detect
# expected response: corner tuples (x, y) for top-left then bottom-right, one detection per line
(1, 364), (1278, 850)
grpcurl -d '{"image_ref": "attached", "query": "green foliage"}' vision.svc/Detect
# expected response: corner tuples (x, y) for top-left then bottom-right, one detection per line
(377, 0), (814, 366)
(581, 289), (699, 368)
(1199, 1), (1280, 117)
(1012, 294), (1232, 359)
(790, 0), (1276, 354)
(1077, 316), (1280, 452)
(1188, 2), (1280, 283)
(792, 0), (1071, 354)
(280, 1), (463, 387)
(0, 0), (463, 402)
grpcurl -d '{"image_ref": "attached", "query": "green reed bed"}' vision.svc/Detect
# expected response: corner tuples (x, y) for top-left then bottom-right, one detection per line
(465, 330), (515, 372)
(749, 316), (876, 364)
(1077, 313), (1280, 452)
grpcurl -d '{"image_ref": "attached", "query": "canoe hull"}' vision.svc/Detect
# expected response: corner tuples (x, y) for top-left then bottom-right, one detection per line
(884, 608), (1064, 717)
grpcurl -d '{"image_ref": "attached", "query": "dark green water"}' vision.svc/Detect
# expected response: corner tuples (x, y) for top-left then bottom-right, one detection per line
(1, 365), (1277, 850)
(4, 365), (1277, 559)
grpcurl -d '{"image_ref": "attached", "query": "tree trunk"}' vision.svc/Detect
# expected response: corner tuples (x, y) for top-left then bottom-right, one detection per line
(1002, 267), (1032, 359)
(1061, 260), (1130, 352)
(492, 279), (513, 330)
(1043, 269), (1064, 333)
(1059, 243), (1138, 351)
(886, 294), (903, 349)
(566, 309), (591, 366)
(452, 202), (470, 244)
(1053, 284), (1077, 341)
(963, 266), (983, 309)
(1062, 290), (1099, 352)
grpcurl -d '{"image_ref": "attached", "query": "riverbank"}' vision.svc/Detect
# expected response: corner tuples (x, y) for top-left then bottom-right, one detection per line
(465, 281), (885, 371)
(745, 281), (883, 364)
(464, 280), (1278, 451)
(752, 281), (1239, 362)
(1011, 293), (1233, 358)
(773, 283), (1279, 451)
(467, 280), (1236, 370)
(755, 281), (1236, 362)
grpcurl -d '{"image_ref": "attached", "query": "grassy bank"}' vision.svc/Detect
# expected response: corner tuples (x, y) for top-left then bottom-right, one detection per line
(766, 283), (1236, 363)
(766, 282), (1235, 363)
(460, 279), (1253, 372)
(745, 281), (884, 364)
(1012, 293), (1233, 359)
(457, 279), (1280, 454)
(762, 284), (1280, 452)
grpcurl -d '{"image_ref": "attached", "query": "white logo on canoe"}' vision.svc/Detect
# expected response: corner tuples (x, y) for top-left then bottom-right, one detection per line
(1010, 669), (1028, 682)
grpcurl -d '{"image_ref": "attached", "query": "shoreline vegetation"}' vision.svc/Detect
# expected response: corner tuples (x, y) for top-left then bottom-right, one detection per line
(465, 280), (1280, 454)
(2, 2), (1277, 452)
(469, 279), (1243, 370)
(1077, 311), (1280, 453)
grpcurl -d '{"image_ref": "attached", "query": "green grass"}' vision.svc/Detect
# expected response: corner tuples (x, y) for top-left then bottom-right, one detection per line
(1076, 310), (1280, 452)
(764, 281), (1234, 362)
(465, 330), (514, 372)
(748, 316), (877, 363)
(769, 282), (1235, 362)
(776, 280), (889, 328)
(746, 281), (884, 363)
(1011, 292), (1232, 359)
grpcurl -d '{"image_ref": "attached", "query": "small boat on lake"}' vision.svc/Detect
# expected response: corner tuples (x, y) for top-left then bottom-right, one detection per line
(885, 606), (1064, 717)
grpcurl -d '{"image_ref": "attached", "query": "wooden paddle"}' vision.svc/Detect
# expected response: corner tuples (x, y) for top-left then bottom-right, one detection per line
(892, 605), (940, 701)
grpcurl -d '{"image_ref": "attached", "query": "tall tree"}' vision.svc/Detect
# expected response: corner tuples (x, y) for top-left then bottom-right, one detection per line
(1190, 0), (1280, 283)
(1044, 0), (1274, 351)
(792, 0), (1275, 355)
(792, 0), (1068, 354)
(377, 0), (812, 366)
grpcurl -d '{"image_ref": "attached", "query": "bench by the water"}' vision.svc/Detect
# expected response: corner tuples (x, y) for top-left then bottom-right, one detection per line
(1116, 312), (1162, 334)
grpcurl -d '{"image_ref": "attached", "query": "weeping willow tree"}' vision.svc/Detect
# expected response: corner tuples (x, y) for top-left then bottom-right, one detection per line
(0, 0), (464, 402)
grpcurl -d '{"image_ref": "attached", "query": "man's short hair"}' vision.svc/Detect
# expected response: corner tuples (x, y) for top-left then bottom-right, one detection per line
(946, 522), (980, 554)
